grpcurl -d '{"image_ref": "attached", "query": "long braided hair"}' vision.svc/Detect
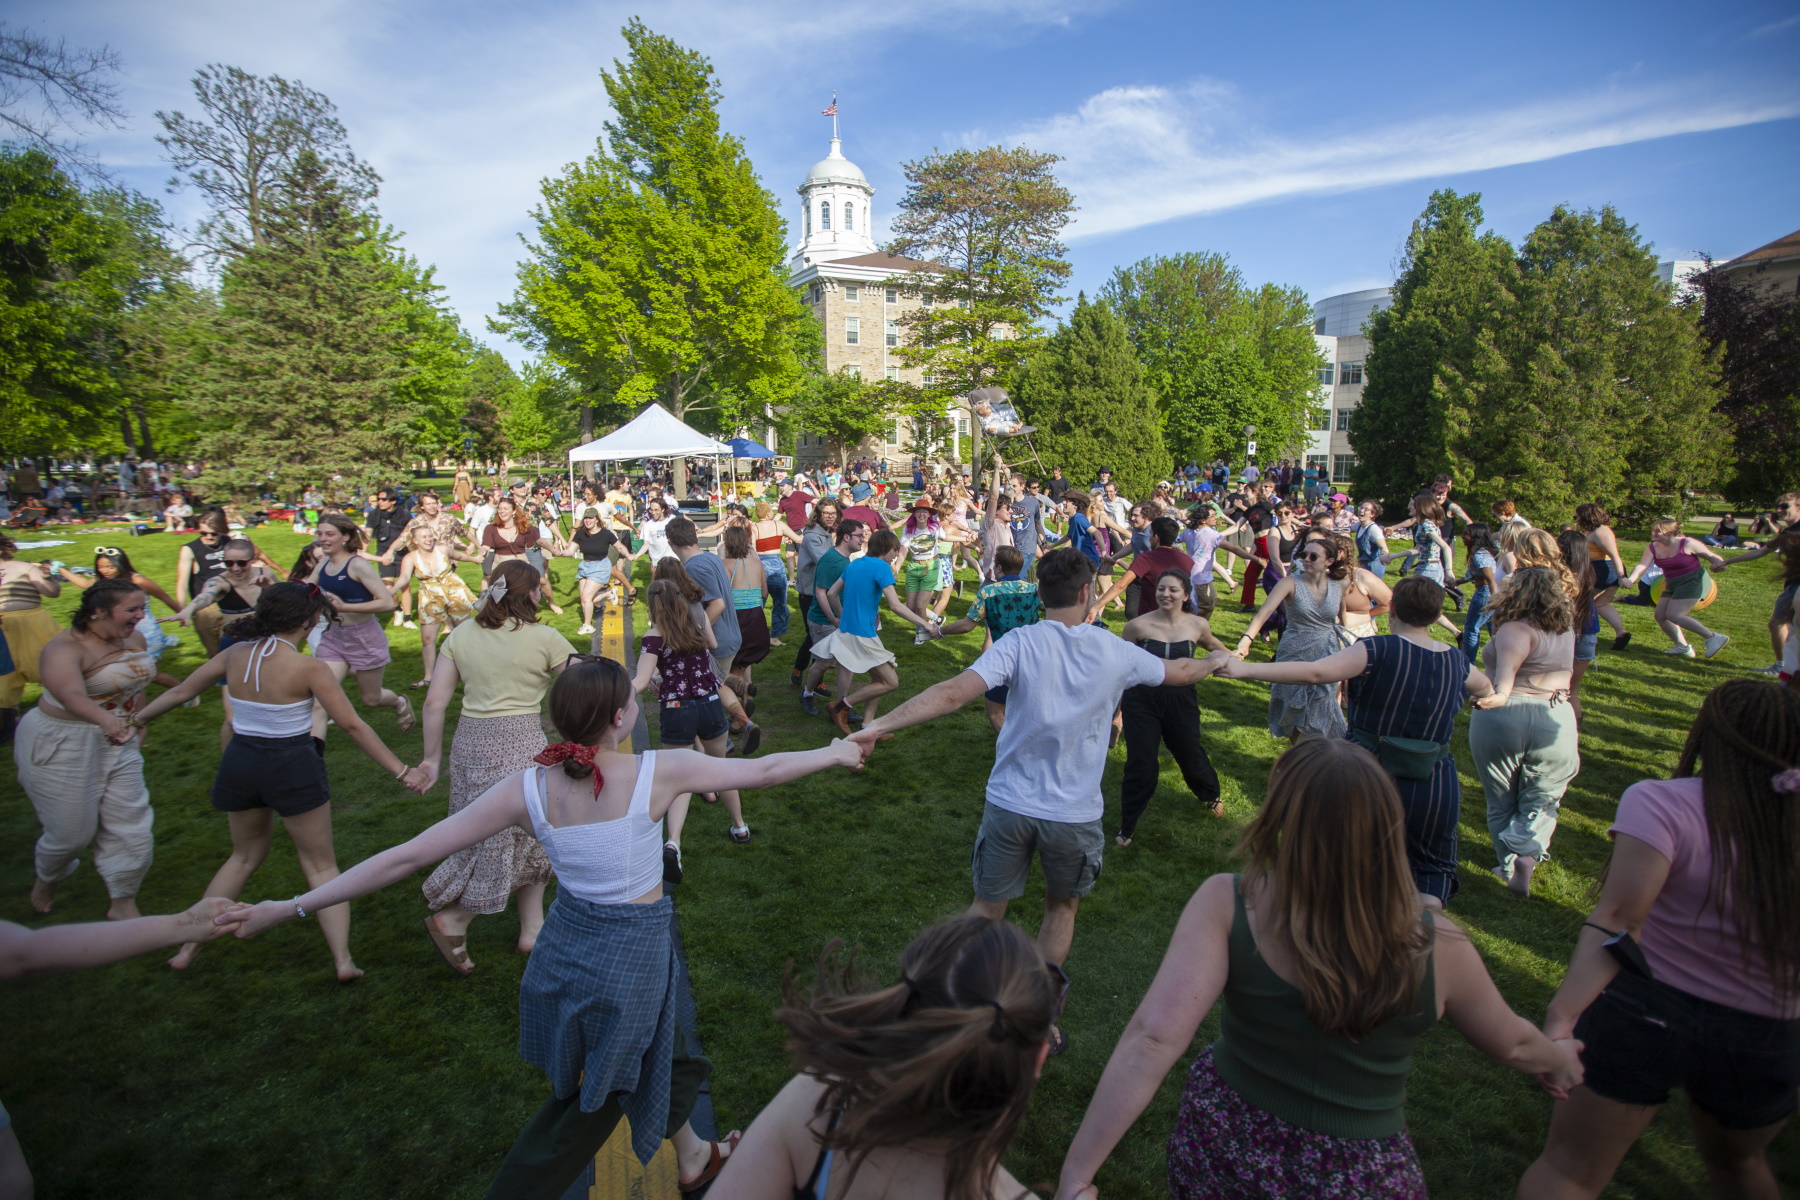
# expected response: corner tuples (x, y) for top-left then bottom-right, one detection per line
(1675, 680), (1800, 1003)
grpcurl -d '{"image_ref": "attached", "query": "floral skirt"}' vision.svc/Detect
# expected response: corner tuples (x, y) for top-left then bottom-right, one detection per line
(421, 712), (553, 915)
(1167, 1050), (1426, 1200)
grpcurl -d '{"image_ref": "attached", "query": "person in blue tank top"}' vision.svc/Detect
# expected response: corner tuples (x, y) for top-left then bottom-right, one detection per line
(1055, 738), (1582, 1200)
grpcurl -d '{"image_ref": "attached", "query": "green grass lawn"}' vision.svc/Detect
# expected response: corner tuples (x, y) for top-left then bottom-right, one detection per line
(1, 517), (1794, 1198)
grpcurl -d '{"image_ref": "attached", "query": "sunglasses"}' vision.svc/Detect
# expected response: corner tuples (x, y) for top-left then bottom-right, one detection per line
(1299, 550), (1326, 561)
(223, 558), (252, 566)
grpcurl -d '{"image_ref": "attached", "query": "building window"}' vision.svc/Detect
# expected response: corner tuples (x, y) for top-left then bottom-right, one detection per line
(1316, 364), (1335, 386)
(1338, 361), (1364, 385)
(844, 317), (859, 345)
(885, 287), (897, 304)
(1306, 454), (1327, 472)
(885, 365), (899, 382)
(886, 420), (900, 447)
(820, 200), (831, 230)
(805, 204), (811, 237)
(1333, 453), (1359, 480)
(956, 415), (970, 437)
(845, 365), (861, 379)
(885, 319), (898, 347)
(922, 292), (933, 307)
(1336, 407), (1354, 431)
(844, 202), (855, 232)
(1311, 409), (1331, 432)
(844, 285), (859, 301)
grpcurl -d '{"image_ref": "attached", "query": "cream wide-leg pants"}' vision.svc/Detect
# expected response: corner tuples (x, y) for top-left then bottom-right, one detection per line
(16, 708), (155, 897)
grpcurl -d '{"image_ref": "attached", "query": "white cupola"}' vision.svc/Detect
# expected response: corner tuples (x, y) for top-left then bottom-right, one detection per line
(793, 136), (876, 266)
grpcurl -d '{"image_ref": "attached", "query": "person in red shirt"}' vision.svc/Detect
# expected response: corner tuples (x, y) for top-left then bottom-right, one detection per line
(776, 480), (812, 531)
(1086, 516), (1194, 622)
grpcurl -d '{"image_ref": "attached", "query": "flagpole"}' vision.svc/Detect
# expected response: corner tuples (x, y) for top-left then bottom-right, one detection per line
(832, 91), (838, 140)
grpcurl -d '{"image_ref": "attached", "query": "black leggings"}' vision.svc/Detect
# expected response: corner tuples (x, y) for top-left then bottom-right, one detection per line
(1120, 683), (1220, 840)
(793, 625), (814, 672)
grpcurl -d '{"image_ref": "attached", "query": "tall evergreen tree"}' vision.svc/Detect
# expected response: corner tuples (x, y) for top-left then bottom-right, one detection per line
(1102, 251), (1322, 465)
(496, 20), (806, 490)
(1012, 296), (1171, 499)
(1350, 190), (1516, 516)
(192, 150), (418, 497)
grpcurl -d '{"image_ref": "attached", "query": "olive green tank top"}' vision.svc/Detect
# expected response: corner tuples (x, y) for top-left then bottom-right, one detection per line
(1209, 876), (1438, 1138)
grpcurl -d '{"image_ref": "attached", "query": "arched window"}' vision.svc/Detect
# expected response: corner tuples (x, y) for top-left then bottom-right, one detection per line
(843, 202), (855, 232)
(805, 202), (812, 237)
(820, 200), (832, 230)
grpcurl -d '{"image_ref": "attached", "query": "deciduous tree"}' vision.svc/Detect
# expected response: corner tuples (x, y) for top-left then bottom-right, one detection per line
(884, 145), (1075, 469)
(1103, 251), (1322, 466)
(1688, 256), (1800, 507)
(495, 20), (806, 492)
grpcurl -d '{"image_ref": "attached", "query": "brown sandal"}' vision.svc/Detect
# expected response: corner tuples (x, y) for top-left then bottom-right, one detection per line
(679, 1131), (741, 1194)
(424, 915), (473, 975)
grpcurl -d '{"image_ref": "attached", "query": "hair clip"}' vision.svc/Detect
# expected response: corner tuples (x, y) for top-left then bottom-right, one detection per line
(477, 574), (510, 611)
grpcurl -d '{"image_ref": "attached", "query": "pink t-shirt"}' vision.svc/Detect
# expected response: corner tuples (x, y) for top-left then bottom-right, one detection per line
(1612, 777), (1797, 1019)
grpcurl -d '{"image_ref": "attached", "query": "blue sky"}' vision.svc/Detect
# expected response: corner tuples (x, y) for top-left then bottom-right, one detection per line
(18, 0), (1800, 358)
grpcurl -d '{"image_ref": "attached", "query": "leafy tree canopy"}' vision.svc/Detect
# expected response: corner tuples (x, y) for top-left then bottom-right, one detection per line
(1102, 251), (1322, 466)
(1687, 258), (1799, 508)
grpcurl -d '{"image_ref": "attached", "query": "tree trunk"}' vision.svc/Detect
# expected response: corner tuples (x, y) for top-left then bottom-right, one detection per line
(133, 401), (156, 460)
(118, 411), (138, 459)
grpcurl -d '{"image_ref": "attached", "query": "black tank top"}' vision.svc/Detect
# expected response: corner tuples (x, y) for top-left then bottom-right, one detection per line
(217, 581), (255, 612)
(186, 537), (227, 593)
(1137, 638), (1196, 661)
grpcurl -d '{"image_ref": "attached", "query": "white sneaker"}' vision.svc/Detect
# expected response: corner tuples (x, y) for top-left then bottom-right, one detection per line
(914, 627), (929, 645)
(577, 623), (595, 636)
(1758, 663), (1782, 675)
(1663, 643), (1696, 657)
(1703, 632), (1730, 659)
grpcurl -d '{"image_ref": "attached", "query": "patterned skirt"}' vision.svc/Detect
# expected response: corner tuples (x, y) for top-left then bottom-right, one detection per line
(1167, 1050), (1427, 1200)
(421, 712), (554, 914)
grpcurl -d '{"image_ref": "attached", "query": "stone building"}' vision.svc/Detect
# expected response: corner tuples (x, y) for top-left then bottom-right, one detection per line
(784, 136), (969, 470)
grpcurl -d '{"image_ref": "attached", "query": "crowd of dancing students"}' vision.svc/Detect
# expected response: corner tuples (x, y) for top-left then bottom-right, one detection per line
(2, 477), (1798, 1199)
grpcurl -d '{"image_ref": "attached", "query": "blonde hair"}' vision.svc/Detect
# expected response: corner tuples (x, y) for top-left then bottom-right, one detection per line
(1487, 564), (1575, 635)
(1511, 528), (1579, 599)
(1650, 516), (1682, 539)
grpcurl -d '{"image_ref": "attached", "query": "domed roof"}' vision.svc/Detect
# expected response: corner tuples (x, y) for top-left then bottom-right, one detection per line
(801, 138), (870, 190)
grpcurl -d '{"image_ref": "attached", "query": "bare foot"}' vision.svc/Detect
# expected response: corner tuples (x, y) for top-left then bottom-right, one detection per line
(336, 961), (365, 982)
(1115, 835), (1132, 847)
(169, 942), (202, 970)
(107, 897), (141, 921)
(30, 877), (56, 914)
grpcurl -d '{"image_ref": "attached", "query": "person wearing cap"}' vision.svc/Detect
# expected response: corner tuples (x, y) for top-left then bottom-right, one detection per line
(1090, 467), (1114, 495)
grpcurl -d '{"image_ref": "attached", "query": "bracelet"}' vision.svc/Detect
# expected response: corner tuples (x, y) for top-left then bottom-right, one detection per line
(396, 767), (410, 781)
(292, 897), (310, 919)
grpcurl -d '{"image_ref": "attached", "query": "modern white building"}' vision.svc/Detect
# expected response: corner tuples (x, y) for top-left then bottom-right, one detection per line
(1305, 287), (1391, 484)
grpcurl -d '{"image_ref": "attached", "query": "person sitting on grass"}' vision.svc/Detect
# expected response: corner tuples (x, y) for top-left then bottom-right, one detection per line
(710, 913), (1073, 1200)
(218, 655), (866, 1200)
(1055, 738), (1582, 1200)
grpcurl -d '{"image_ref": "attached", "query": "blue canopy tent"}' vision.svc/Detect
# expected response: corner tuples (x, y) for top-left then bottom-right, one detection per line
(724, 437), (777, 499)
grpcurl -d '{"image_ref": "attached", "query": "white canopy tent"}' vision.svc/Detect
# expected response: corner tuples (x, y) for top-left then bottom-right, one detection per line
(566, 403), (735, 504)
(567, 403), (734, 463)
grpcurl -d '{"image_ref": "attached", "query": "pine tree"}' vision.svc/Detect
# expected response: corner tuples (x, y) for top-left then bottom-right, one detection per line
(193, 150), (418, 497)
(1013, 296), (1171, 500)
(1350, 190), (1517, 518)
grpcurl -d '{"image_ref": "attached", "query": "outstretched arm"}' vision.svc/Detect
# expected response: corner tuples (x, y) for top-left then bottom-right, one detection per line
(852, 669), (989, 748)
(648, 742), (863, 819)
(0, 898), (242, 981)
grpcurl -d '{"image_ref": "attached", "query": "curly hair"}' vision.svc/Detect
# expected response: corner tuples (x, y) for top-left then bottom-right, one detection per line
(71, 578), (144, 632)
(1299, 530), (1351, 580)
(1486, 564), (1574, 635)
(1511, 528), (1579, 599)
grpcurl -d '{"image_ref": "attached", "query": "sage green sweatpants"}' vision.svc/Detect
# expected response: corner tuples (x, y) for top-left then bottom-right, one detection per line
(1469, 694), (1580, 876)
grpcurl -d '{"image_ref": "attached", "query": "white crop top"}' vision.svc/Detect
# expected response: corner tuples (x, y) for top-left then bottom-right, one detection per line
(523, 751), (665, 904)
(230, 636), (315, 737)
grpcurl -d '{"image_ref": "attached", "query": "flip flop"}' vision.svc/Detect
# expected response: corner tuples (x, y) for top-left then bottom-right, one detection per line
(410, 680), (429, 690)
(424, 915), (473, 975)
(679, 1131), (742, 1194)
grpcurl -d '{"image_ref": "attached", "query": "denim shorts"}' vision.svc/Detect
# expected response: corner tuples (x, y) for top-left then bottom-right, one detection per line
(577, 558), (612, 583)
(1574, 969), (1800, 1130)
(1575, 632), (1598, 662)
(1776, 581), (1799, 624)
(657, 693), (727, 745)
(971, 802), (1103, 902)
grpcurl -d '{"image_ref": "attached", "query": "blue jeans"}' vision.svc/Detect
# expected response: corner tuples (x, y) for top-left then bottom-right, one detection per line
(1460, 586), (1492, 661)
(760, 553), (790, 638)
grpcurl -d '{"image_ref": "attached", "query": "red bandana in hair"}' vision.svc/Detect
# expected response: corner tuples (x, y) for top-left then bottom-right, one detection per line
(534, 742), (604, 798)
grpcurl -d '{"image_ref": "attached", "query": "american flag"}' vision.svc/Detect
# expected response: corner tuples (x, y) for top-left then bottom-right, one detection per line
(821, 98), (837, 116)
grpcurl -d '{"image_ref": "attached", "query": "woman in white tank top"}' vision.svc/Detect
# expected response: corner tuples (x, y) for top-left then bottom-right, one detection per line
(132, 583), (427, 980)
(217, 656), (865, 1197)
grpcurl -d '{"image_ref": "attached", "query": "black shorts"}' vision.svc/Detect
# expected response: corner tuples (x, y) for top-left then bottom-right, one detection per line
(1574, 969), (1800, 1130)
(1590, 559), (1619, 590)
(212, 733), (330, 817)
(378, 556), (401, 579)
(658, 693), (728, 745)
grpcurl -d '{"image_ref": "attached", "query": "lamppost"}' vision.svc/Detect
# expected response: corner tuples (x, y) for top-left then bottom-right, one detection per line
(1242, 424), (1257, 482)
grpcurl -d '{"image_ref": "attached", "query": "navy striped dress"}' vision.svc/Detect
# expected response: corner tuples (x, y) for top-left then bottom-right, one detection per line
(1347, 635), (1467, 903)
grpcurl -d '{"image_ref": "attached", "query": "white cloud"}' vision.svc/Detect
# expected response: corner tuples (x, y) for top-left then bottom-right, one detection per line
(1751, 13), (1800, 37)
(998, 76), (1800, 240)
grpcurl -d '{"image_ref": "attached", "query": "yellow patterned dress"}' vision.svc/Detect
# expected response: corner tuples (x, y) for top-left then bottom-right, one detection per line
(414, 555), (476, 627)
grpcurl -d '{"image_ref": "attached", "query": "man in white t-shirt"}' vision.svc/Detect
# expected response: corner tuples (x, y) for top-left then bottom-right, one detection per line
(851, 547), (1226, 1043)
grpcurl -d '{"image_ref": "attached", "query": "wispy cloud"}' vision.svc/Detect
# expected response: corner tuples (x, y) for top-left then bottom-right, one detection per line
(996, 77), (1800, 240)
(1751, 13), (1800, 37)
